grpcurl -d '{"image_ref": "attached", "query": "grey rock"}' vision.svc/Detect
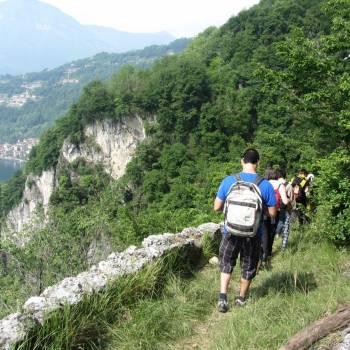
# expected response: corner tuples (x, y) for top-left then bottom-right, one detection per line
(334, 327), (350, 350)
(209, 256), (219, 265)
(0, 313), (33, 350)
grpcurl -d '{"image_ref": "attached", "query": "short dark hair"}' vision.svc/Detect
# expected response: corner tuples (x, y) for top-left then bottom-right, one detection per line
(242, 148), (260, 164)
(276, 168), (286, 179)
(265, 168), (277, 180)
(299, 168), (308, 176)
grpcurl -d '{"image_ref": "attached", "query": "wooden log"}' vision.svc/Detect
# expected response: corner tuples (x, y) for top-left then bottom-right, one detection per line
(279, 305), (350, 350)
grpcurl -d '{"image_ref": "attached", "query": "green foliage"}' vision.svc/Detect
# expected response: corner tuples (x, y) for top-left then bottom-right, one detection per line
(50, 159), (110, 210)
(201, 232), (220, 260)
(75, 81), (116, 124)
(0, 171), (26, 221)
(314, 148), (350, 243)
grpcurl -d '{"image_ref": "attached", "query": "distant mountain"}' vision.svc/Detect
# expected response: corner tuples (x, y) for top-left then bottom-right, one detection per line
(0, 38), (191, 143)
(86, 26), (174, 54)
(0, 0), (175, 75)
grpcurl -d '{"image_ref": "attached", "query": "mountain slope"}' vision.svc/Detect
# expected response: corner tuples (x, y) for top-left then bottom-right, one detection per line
(0, 38), (190, 143)
(0, 0), (174, 75)
(0, 0), (349, 344)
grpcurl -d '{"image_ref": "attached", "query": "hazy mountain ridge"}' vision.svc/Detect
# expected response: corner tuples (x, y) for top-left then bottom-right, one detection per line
(0, 0), (175, 75)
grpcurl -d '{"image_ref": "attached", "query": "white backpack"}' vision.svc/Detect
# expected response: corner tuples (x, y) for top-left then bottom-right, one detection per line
(224, 174), (263, 238)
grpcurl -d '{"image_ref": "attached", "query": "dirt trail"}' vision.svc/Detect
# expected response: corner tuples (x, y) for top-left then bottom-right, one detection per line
(170, 268), (240, 350)
(170, 307), (228, 350)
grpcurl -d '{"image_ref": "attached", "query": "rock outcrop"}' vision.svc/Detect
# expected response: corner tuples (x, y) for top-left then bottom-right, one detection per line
(334, 328), (350, 350)
(0, 222), (220, 350)
(4, 169), (56, 245)
(3, 116), (147, 242)
(62, 116), (146, 179)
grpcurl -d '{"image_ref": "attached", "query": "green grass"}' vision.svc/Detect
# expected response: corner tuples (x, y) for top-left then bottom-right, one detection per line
(105, 226), (350, 350)
(15, 249), (198, 350)
(200, 227), (350, 350)
(105, 265), (219, 350)
(14, 227), (350, 350)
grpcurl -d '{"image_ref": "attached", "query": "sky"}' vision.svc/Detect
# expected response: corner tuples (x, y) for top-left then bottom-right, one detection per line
(38, 0), (260, 37)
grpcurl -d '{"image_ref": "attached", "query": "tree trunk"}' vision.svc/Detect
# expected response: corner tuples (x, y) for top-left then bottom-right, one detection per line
(279, 305), (350, 350)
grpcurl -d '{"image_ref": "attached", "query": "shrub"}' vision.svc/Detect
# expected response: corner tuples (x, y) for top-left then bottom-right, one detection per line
(314, 147), (350, 244)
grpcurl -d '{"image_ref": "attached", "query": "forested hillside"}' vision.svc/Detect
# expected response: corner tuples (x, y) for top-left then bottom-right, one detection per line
(0, 0), (349, 341)
(0, 38), (190, 143)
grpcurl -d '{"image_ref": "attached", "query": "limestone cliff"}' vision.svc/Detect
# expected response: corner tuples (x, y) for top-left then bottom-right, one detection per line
(62, 116), (146, 179)
(2, 116), (147, 242)
(4, 169), (56, 245)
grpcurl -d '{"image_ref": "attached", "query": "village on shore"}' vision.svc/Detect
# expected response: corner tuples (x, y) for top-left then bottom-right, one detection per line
(0, 138), (39, 161)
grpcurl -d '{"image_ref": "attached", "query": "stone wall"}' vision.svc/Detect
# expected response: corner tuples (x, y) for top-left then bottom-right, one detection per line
(0, 222), (220, 350)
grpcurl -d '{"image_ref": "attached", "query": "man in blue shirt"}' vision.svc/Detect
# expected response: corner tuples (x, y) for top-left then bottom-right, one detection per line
(214, 148), (276, 312)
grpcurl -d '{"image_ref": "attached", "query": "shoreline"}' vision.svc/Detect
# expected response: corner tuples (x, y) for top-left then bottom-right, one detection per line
(0, 157), (26, 163)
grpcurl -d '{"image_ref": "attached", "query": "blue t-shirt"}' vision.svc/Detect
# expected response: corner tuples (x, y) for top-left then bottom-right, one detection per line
(216, 172), (276, 237)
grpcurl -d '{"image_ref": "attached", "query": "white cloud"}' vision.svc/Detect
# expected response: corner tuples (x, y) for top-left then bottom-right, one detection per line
(38, 0), (260, 37)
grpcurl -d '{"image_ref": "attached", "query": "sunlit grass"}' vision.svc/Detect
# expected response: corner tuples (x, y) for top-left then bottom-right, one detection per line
(14, 227), (350, 350)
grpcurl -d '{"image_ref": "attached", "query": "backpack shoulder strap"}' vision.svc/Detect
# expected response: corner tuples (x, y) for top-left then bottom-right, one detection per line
(234, 173), (241, 182)
(254, 175), (264, 187)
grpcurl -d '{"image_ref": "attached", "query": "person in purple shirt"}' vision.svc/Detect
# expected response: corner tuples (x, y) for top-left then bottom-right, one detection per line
(214, 148), (276, 312)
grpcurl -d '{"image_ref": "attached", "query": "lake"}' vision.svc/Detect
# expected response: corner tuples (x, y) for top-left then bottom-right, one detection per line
(0, 159), (24, 182)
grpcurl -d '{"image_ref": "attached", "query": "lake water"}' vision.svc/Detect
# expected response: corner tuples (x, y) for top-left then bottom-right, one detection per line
(0, 159), (24, 182)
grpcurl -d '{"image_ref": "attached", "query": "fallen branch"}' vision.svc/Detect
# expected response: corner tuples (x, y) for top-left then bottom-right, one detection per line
(279, 304), (350, 350)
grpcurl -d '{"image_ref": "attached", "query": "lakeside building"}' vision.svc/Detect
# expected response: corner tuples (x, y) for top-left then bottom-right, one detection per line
(0, 138), (39, 161)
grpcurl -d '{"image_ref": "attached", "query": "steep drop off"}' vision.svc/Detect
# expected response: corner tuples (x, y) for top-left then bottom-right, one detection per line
(3, 115), (147, 243)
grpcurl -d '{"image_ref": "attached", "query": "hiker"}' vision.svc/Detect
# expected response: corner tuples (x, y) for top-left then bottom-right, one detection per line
(306, 173), (315, 212)
(291, 169), (310, 223)
(261, 168), (289, 267)
(274, 169), (292, 251)
(291, 169), (309, 208)
(214, 148), (276, 312)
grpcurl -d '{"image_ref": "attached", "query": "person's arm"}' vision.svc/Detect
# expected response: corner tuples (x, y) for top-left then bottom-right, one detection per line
(268, 206), (277, 218)
(264, 180), (277, 218)
(214, 197), (224, 212)
(213, 178), (229, 212)
(279, 184), (289, 206)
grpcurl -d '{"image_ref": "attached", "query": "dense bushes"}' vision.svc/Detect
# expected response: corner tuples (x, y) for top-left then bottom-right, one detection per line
(0, 171), (26, 221)
(315, 148), (350, 243)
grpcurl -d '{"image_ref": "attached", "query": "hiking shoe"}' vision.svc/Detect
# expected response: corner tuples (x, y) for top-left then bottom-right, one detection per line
(217, 299), (229, 313)
(235, 296), (247, 307)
